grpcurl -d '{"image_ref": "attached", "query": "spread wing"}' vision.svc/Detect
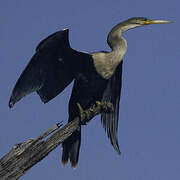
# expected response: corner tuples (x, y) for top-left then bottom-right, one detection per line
(9, 29), (78, 107)
(101, 61), (123, 154)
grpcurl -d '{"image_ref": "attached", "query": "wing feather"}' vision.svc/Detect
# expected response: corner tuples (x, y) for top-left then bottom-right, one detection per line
(9, 29), (76, 107)
(101, 61), (123, 154)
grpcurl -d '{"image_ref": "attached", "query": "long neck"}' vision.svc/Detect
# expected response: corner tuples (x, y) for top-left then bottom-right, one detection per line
(107, 21), (141, 49)
(111, 36), (127, 52)
(109, 36), (127, 62)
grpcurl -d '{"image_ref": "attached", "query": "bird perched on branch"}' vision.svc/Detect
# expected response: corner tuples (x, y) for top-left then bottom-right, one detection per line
(9, 17), (171, 168)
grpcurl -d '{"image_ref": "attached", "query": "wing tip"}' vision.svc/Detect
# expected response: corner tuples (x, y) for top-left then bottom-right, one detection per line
(8, 96), (15, 108)
(110, 136), (121, 155)
(116, 148), (121, 155)
(62, 28), (69, 32)
(9, 101), (14, 108)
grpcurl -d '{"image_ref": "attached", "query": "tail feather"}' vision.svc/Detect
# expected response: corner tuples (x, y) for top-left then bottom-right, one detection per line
(62, 144), (69, 166)
(62, 129), (81, 168)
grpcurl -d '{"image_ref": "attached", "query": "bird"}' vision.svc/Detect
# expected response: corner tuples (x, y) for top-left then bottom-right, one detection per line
(8, 17), (171, 168)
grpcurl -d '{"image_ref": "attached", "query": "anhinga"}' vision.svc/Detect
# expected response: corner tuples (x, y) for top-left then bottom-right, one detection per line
(8, 17), (171, 168)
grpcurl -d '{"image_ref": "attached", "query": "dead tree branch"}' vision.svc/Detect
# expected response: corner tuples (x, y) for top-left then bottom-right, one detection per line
(0, 101), (113, 180)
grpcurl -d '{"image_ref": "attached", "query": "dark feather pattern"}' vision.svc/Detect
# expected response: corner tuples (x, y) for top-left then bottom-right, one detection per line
(9, 29), (75, 107)
(101, 61), (123, 154)
(9, 26), (124, 167)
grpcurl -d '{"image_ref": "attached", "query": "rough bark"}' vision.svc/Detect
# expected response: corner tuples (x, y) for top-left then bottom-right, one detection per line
(0, 102), (113, 180)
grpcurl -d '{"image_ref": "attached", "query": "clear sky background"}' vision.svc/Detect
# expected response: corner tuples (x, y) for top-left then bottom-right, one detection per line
(0, 0), (179, 180)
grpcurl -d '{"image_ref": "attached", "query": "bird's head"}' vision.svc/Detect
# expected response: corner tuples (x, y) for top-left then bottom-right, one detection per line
(107, 17), (172, 49)
(123, 17), (172, 27)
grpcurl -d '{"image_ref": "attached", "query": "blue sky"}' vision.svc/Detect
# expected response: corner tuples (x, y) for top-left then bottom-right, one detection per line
(0, 0), (179, 179)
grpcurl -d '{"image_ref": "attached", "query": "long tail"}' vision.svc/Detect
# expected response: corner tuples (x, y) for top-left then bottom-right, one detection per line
(62, 128), (81, 168)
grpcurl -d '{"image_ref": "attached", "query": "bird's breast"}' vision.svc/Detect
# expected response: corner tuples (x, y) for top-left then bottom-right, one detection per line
(91, 51), (124, 79)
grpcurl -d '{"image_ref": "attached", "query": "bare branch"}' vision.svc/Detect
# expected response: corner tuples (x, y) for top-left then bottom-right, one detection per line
(0, 102), (113, 180)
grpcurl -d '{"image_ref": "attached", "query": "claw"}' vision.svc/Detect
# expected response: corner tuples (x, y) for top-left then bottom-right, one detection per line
(102, 101), (114, 112)
(96, 101), (114, 113)
(95, 101), (102, 111)
(77, 103), (87, 125)
(77, 101), (114, 125)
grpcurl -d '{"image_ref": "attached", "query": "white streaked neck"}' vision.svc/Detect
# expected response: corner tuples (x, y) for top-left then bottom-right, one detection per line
(92, 37), (127, 79)
(110, 37), (127, 60)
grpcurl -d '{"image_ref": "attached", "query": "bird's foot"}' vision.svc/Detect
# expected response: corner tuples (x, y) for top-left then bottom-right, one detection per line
(77, 101), (114, 125)
(77, 103), (95, 125)
(96, 101), (114, 113)
(77, 103), (87, 125)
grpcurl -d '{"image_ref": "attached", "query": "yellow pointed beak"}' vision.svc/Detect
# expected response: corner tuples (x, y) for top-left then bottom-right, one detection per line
(145, 19), (172, 25)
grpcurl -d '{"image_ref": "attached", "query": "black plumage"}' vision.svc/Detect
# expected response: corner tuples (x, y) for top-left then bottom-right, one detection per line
(9, 29), (123, 168)
(9, 17), (171, 167)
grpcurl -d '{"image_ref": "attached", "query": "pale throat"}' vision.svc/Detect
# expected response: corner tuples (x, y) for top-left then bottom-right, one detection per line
(92, 37), (127, 79)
